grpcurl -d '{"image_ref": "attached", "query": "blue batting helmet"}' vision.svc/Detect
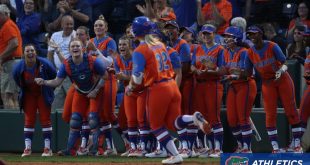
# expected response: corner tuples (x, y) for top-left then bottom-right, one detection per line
(132, 16), (154, 37)
(223, 26), (243, 40)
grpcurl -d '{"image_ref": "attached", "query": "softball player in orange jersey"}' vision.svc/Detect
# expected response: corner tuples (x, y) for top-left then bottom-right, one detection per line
(246, 25), (302, 153)
(128, 16), (210, 164)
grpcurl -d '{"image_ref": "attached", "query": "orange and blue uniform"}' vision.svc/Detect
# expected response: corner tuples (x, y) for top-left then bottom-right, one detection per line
(191, 43), (225, 151)
(171, 39), (193, 116)
(115, 55), (131, 131)
(57, 54), (107, 153)
(132, 42), (181, 153)
(13, 57), (56, 152)
(223, 47), (257, 150)
(89, 36), (119, 151)
(171, 42), (197, 150)
(247, 40), (301, 150)
(115, 54), (151, 150)
(62, 47), (91, 123)
(90, 36), (118, 124)
(300, 53), (310, 129)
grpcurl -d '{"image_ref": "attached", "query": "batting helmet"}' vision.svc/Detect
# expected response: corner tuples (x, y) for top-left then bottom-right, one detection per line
(223, 26), (243, 40)
(132, 16), (154, 37)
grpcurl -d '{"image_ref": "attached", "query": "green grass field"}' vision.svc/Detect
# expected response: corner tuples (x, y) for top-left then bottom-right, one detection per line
(0, 154), (220, 164)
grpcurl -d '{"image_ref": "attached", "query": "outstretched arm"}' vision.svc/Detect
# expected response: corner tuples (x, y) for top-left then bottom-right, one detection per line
(35, 77), (64, 88)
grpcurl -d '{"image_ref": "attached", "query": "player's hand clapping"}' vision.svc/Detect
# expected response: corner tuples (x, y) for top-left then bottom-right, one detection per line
(34, 78), (45, 85)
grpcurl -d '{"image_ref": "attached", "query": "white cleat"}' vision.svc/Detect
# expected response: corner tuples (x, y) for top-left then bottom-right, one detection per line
(128, 148), (146, 157)
(145, 149), (168, 158)
(162, 154), (183, 164)
(21, 148), (32, 157)
(121, 148), (131, 157)
(103, 148), (117, 156)
(77, 147), (89, 156)
(41, 148), (53, 157)
(179, 148), (191, 159)
(209, 149), (222, 158)
(198, 148), (213, 158)
(193, 112), (211, 134)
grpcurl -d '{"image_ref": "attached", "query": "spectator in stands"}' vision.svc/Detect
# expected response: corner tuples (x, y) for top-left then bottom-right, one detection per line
(286, 25), (307, 65)
(196, 0), (232, 34)
(16, 0), (45, 55)
(47, 0), (92, 33)
(287, 1), (310, 43)
(263, 22), (287, 53)
(0, 4), (22, 109)
(172, 0), (197, 27)
(245, 0), (287, 28)
(0, 0), (16, 20)
(47, 15), (75, 110)
(136, 0), (176, 22)
(13, 44), (56, 157)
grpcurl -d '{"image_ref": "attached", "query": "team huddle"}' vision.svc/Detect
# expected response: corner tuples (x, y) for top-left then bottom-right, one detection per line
(12, 14), (310, 164)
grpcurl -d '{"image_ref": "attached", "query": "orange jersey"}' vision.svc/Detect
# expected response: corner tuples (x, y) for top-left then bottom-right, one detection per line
(172, 38), (191, 63)
(247, 41), (286, 80)
(191, 44), (225, 80)
(132, 42), (174, 87)
(89, 36), (116, 58)
(115, 55), (133, 86)
(223, 47), (253, 83)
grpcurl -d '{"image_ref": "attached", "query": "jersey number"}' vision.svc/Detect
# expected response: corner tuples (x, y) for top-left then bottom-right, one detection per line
(155, 52), (170, 72)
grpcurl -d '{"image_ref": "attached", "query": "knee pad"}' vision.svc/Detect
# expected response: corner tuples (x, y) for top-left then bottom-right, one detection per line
(70, 112), (83, 129)
(88, 112), (99, 130)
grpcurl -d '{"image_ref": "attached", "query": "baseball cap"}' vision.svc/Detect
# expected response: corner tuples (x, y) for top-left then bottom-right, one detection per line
(246, 25), (263, 34)
(164, 20), (179, 29)
(159, 12), (177, 22)
(200, 24), (216, 33)
(180, 27), (194, 34)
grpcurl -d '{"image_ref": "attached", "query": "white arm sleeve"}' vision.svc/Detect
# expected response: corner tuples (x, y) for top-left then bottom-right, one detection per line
(132, 72), (144, 85)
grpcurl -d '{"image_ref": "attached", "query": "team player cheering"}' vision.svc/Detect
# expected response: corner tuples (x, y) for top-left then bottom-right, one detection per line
(7, 12), (306, 163)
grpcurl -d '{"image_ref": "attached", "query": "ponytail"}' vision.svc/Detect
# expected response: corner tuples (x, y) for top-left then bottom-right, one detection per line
(144, 34), (164, 47)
